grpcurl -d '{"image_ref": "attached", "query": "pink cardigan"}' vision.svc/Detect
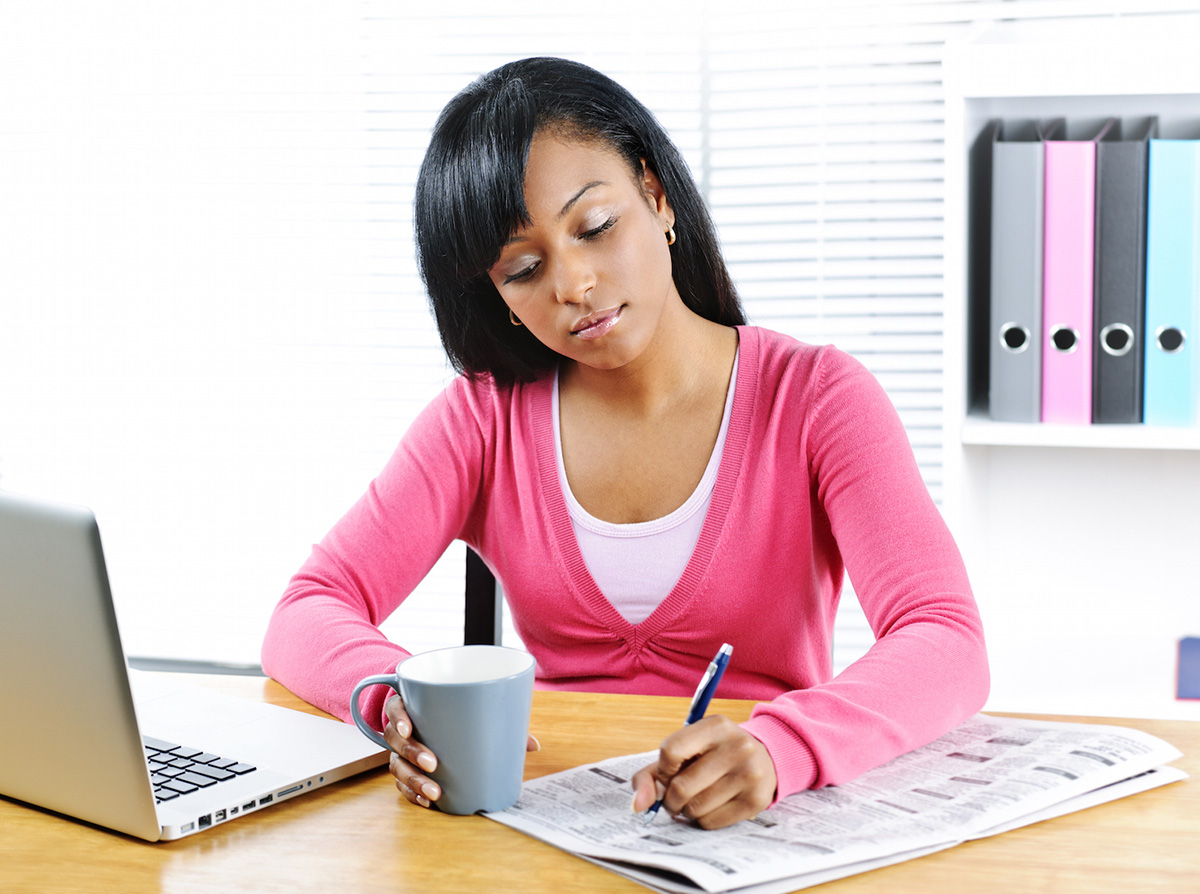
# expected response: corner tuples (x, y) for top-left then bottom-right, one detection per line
(262, 326), (989, 801)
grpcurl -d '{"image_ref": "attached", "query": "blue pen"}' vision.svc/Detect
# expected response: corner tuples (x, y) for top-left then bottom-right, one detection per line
(641, 642), (733, 825)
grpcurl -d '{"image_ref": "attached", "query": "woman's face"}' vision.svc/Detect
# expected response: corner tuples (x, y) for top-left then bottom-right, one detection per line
(488, 132), (679, 372)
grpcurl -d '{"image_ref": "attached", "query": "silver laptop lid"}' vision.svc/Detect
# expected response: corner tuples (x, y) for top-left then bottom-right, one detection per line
(0, 491), (161, 840)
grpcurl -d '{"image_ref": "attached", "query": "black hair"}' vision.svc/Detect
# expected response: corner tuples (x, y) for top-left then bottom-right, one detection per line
(414, 56), (745, 385)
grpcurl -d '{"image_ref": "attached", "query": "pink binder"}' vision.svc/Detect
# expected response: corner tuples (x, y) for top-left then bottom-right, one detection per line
(1041, 119), (1117, 424)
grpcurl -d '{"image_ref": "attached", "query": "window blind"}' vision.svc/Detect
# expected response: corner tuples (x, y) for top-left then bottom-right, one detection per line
(700, 0), (1200, 669)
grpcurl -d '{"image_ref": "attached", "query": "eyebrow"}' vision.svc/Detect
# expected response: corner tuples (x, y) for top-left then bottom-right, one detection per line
(503, 180), (608, 246)
(559, 180), (607, 219)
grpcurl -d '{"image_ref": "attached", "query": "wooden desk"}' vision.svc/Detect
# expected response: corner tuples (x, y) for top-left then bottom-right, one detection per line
(1, 675), (1196, 893)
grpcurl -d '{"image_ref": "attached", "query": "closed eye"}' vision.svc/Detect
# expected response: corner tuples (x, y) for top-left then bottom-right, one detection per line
(499, 215), (616, 285)
(503, 262), (539, 285)
(581, 216), (616, 240)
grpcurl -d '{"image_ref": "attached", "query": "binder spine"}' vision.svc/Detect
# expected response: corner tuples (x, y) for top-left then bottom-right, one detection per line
(989, 127), (1044, 422)
(1042, 140), (1098, 424)
(1144, 139), (1200, 426)
(1093, 129), (1151, 424)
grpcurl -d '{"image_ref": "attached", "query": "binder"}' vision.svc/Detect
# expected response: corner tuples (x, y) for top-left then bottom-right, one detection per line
(1180, 637), (1200, 700)
(988, 119), (1057, 422)
(1093, 118), (1155, 424)
(1041, 118), (1117, 424)
(1143, 137), (1200, 426)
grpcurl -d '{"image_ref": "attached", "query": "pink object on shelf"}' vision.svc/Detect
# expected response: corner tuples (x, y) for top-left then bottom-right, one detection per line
(1041, 121), (1115, 424)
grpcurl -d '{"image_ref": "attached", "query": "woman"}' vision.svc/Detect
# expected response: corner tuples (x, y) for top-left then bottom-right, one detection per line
(261, 57), (989, 830)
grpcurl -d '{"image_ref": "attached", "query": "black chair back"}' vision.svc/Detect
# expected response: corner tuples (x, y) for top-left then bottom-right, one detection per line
(464, 547), (501, 645)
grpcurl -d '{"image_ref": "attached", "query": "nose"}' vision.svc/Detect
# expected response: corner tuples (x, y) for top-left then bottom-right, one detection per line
(549, 248), (595, 306)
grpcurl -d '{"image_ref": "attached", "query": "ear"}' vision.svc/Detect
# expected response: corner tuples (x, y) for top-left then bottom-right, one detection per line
(640, 159), (675, 229)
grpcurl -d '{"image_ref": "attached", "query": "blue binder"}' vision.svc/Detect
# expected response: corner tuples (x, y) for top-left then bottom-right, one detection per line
(1179, 637), (1200, 700)
(1144, 139), (1200, 426)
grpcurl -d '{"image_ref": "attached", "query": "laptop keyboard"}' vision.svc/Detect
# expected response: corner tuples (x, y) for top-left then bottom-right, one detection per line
(143, 735), (257, 803)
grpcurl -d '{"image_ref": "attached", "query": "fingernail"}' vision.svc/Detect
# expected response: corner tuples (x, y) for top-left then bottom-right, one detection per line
(421, 781), (440, 801)
(417, 752), (437, 773)
(530, 734), (542, 752)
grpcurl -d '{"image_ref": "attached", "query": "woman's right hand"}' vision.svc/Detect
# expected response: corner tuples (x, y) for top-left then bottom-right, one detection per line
(383, 694), (442, 808)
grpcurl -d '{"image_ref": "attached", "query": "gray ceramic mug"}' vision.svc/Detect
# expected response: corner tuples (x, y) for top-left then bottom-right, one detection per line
(350, 645), (535, 815)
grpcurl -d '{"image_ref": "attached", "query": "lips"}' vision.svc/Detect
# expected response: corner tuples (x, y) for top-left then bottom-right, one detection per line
(571, 307), (622, 340)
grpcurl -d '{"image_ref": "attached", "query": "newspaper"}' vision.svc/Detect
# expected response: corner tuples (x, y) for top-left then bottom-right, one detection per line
(485, 714), (1186, 893)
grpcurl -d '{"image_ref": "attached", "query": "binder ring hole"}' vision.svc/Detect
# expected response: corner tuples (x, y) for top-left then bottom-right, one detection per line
(1100, 323), (1134, 357)
(1050, 326), (1079, 354)
(999, 323), (1030, 354)
(1156, 326), (1186, 354)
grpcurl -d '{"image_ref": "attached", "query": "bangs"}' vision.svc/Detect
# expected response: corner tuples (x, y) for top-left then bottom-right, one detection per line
(416, 77), (538, 283)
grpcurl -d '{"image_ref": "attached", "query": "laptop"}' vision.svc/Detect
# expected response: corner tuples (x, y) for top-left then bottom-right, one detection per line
(0, 490), (389, 841)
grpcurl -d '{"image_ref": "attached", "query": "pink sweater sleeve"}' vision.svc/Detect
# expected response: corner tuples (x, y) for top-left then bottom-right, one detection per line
(260, 379), (490, 729)
(740, 348), (989, 800)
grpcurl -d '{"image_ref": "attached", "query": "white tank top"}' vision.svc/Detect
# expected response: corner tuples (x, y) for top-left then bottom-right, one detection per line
(552, 350), (739, 624)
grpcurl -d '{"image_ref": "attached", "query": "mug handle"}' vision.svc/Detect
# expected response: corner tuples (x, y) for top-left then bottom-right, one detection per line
(350, 674), (400, 751)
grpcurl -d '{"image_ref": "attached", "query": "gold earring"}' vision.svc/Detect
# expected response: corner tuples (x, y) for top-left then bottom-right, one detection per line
(509, 309), (522, 327)
(665, 224), (676, 246)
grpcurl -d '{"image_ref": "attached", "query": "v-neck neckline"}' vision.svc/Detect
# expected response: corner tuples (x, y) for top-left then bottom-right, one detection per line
(530, 326), (757, 651)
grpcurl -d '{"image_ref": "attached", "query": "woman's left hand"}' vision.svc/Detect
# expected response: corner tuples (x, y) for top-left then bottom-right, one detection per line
(630, 715), (777, 830)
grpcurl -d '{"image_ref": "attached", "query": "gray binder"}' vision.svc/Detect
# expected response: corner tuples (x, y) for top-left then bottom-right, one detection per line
(989, 119), (1061, 422)
(1093, 117), (1155, 424)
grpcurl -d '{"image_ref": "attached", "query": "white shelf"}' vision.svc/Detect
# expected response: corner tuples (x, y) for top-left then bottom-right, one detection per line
(961, 413), (1200, 450)
(941, 13), (1200, 724)
(945, 14), (1200, 101)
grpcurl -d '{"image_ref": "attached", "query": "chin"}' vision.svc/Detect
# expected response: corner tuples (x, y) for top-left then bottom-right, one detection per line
(569, 354), (626, 372)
